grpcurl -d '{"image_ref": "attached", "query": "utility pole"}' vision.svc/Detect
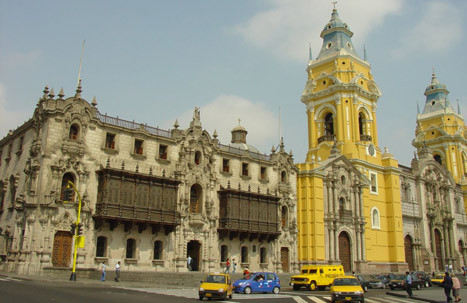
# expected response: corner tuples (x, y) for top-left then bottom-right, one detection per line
(63, 180), (84, 281)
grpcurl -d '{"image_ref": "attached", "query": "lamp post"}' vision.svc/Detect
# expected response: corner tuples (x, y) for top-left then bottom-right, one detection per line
(64, 180), (83, 281)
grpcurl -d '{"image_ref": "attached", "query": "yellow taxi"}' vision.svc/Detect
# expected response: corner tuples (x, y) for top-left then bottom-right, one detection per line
(199, 273), (233, 301)
(330, 276), (364, 303)
(430, 273), (445, 287)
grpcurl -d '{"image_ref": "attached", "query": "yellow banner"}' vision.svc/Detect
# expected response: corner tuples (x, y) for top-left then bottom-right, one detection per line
(76, 236), (85, 248)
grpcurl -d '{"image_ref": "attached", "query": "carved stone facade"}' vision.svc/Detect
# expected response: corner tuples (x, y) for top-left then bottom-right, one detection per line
(0, 85), (298, 274)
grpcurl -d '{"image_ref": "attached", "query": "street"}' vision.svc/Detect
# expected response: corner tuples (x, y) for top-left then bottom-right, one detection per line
(0, 275), (458, 303)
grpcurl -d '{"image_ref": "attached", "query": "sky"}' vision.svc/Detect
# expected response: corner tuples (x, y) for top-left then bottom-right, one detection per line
(0, 0), (466, 166)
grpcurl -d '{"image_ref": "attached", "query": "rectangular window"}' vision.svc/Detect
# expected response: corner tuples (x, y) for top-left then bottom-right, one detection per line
(260, 166), (267, 180)
(222, 159), (230, 173)
(242, 163), (249, 176)
(370, 172), (378, 194)
(105, 133), (116, 149)
(134, 139), (144, 155)
(159, 144), (168, 159)
(153, 241), (162, 260)
(8, 144), (12, 158)
(18, 136), (24, 152)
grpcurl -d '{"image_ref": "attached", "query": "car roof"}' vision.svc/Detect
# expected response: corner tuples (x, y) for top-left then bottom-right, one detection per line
(334, 275), (358, 279)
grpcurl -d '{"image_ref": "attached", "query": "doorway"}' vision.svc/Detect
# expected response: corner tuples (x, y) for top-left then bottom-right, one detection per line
(338, 232), (352, 273)
(52, 231), (72, 267)
(280, 247), (289, 272)
(187, 240), (201, 271)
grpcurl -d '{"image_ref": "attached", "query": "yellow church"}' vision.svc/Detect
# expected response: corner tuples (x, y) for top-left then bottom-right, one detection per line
(296, 7), (467, 273)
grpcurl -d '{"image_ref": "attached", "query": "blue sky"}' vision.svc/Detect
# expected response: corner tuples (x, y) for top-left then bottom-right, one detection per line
(1, 0), (466, 166)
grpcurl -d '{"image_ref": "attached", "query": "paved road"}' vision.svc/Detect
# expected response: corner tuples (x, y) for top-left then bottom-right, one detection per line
(0, 275), (463, 303)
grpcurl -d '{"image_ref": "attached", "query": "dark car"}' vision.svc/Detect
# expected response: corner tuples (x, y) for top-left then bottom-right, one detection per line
(411, 271), (431, 288)
(388, 274), (424, 290)
(355, 275), (370, 292)
(367, 274), (390, 289)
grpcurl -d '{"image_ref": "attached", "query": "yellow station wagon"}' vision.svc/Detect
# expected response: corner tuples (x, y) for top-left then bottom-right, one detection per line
(199, 273), (233, 301)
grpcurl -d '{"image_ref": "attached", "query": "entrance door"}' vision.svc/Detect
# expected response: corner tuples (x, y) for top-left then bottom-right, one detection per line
(52, 231), (72, 267)
(187, 240), (201, 271)
(435, 229), (443, 271)
(404, 235), (414, 271)
(280, 247), (289, 272)
(338, 232), (351, 273)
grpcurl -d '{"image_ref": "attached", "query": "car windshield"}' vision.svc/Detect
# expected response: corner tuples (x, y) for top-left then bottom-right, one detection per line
(205, 275), (226, 283)
(392, 275), (405, 280)
(333, 278), (360, 286)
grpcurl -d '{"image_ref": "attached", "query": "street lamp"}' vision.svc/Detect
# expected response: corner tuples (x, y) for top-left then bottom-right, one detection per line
(63, 180), (83, 281)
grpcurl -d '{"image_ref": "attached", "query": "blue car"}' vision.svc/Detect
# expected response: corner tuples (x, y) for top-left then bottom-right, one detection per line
(233, 272), (281, 294)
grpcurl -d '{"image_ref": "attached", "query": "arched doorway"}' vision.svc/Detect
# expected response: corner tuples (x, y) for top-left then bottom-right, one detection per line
(404, 235), (414, 271)
(434, 229), (443, 271)
(187, 240), (201, 271)
(338, 232), (351, 273)
(52, 231), (72, 267)
(280, 247), (289, 272)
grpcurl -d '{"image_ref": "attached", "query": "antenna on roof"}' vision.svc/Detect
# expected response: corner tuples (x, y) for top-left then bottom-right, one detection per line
(77, 40), (85, 87)
(279, 106), (282, 144)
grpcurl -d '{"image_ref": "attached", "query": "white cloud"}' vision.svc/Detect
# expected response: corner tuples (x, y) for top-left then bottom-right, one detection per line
(168, 94), (279, 153)
(233, 0), (404, 61)
(393, 1), (462, 57)
(0, 84), (30, 138)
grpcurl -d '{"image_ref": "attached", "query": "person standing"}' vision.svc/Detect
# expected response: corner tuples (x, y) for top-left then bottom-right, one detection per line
(452, 273), (461, 302)
(187, 255), (192, 271)
(114, 261), (121, 282)
(444, 271), (454, 303)
(405, 271), (413, 298)
(100, 261), (107, 281)
(225, 258), (230, 273)
(232, 259), (237, 274)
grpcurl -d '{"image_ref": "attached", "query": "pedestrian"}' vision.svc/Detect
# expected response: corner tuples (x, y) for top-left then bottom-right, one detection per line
(405, 271), (413, 298)
(225, 258), (230, 273)
(100, 260), (107, 281)
(352, 271), (356, 276)
(446, 264), (450, 273)
(187, 255), (192, 271)
(452, 273), (462, 302)
(462, 265), (466, 277)
(114, 261), (121, 282)
(444, 271), (454, 302)
(449, 264), (454, 273)
(243, 267), (250, 279)
(232, 258), (237, 274)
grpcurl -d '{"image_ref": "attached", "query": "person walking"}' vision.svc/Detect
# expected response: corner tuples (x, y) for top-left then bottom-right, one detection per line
(405, 271), (413, 298)
(100, 261), (107, 281)
(232, 258), (237, 274)
(452, 273), (462, 302)
(114, 261), (121, 282)
(225, 258), (230, 273)
(444, 271), (454, 302)
(187, 255), (192, 271)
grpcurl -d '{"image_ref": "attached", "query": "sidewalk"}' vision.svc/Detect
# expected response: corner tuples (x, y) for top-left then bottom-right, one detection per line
(387, 286), (467, 303)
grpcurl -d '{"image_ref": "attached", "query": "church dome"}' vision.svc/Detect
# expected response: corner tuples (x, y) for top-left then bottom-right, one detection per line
(422, 72), (454, 115)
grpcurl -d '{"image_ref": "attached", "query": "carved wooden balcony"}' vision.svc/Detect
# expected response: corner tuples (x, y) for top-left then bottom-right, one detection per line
(94, 168), (181, 234)
(218, 186), (281, 242)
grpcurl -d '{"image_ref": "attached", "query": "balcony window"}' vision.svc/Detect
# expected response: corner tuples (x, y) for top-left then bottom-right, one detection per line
(69, 124), (79, 141)
(134, 139), (144, 155)
(242, 163), (249, 176)
(105, 133), (116, 149)
(222, 159), (230, 173)
(260, 166), (267, 180)
(159, 144), (168, 160)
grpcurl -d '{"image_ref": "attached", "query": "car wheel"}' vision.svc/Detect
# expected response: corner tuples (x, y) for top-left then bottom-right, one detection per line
(293, 285), (301, 291)
(425, 281), (429, 288)
(244, 286), (252, 294)
(416, 284), (421, 290)
(309, 281), (317, 291)
(389, 286), (394, 290)
(229, 293), (232, 299)
(273, 286), (280, 294)
(199, 295), (203, 300)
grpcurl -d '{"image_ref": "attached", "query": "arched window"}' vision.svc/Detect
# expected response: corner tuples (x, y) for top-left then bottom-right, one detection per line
(281, 206), (288, 228)
(9, 175), (16, 208)
(0, 181), (5, 211)
(358, 112), (365, 136)
(153, 241), (163, 260)
(371, 207), (380, 229)
(190, 184), (202, 213)
(96, 236), (107, 257)
(324, 113), (334, 136)
(69, 124), (79, 141)
(241, 246), (248, 263)
(195, 151), (202, 165)
(60, 173), (75, 202)
(434, 155), (442, 165)
(126, 238), (136, 259)
(220, 245), (228, 262)
(281, 171), (287, 183)
(339, 197), (345, 211)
